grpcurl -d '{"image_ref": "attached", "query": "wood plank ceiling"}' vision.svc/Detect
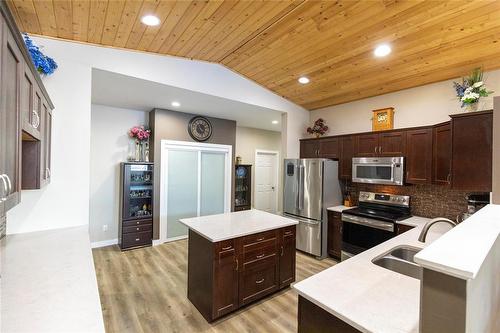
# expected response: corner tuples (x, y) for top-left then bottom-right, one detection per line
(8, 0), (500, 110)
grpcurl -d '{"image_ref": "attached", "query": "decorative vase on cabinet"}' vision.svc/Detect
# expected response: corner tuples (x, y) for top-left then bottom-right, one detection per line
(234, 165), (252, 211)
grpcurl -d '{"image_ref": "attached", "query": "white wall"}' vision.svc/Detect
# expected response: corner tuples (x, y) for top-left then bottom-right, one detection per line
(235, 127), (282, 212)
(89, 105), (148, 244)
(7, 36), (307, 235)
(310, 69), (500, 136)
(7, 60), (91, 234)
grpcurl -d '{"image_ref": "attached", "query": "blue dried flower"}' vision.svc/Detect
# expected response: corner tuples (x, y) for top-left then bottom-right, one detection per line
(22, 34), (58, 75)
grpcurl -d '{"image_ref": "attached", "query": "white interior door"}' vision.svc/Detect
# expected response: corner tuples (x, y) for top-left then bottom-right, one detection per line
(255, 150), (279, 213)
(160, 140), (232, 243)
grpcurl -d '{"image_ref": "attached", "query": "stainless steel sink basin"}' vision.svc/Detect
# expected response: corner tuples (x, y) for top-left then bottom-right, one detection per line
(372, 246), (422, 280)
(388, 246), (420, 263)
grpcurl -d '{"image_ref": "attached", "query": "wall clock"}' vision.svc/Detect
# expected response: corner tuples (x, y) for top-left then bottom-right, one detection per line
(372, 107), (394, 131)
(188, 116), (213, 142)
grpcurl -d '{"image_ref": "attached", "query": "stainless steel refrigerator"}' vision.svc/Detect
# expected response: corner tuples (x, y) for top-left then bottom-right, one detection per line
(283, 159), (342, 258)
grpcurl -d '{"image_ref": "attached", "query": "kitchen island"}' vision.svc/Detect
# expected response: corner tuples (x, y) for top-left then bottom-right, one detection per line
(180, 209), (298, 322)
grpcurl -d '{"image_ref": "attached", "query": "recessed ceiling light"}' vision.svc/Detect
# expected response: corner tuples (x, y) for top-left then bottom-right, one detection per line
(272, 120), (279, 124)
(298, 76), (310, 84)
(374, 44), (391, 57)
(171, 101), (180, 107)
(141, 15), (160, 26)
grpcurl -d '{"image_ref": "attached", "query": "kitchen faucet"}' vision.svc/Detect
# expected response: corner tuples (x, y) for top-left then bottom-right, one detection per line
(418, 217), (457, 242)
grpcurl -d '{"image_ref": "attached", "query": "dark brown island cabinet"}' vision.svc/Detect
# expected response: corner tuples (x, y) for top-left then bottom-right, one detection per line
(327, 211), (342, 259)
(0, 3), (54, 238)
(119, 162), (154, 250)
(187, 225), (296, 322)
(299, 110), (492, 191)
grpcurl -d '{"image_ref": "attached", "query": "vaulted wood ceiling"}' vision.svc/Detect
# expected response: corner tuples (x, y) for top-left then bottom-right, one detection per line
(7, 0), (500, 110)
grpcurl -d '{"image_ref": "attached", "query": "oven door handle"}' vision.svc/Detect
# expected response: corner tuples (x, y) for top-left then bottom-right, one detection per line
(342, 214), (394, 232)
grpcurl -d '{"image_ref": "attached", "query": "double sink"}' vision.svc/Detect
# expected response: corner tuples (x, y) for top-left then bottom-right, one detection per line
(372, 246), (422, 279)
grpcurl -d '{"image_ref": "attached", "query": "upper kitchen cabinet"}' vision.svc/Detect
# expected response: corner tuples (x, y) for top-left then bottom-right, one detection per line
(0, 2), (54, 206)
(378, 131), (406, 156)
(299, 139), (320, 158)
(355, 131), (406, 157)
(0, 17), (23, 210)
(433, 122), (452, 185)
(355, 133), (378, 157)
(450, 111), (492, 192)
(405, 128), (433, 184)
(339, 135), (355, 179)
(318, 137), (339, 159)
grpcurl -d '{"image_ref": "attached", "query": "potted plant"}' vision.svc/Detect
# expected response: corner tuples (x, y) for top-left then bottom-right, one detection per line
(453, 68), (494, 112)
(128, 126), (151, 161)
(307, 118), (329, 138)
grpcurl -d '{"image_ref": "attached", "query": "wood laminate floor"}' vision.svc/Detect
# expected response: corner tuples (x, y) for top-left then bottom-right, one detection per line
(92, 240), (337, 333)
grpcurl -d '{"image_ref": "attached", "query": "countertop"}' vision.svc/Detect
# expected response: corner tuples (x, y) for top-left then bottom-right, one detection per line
(327, 205), (355, 213)
(1, 226), (105, 333)
(415, 204), (500, 279)
(179, 209), (298, 242)
(293, 216), (453, 333)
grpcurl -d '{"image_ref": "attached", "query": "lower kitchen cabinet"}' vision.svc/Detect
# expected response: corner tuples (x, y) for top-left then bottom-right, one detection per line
(450, 110), (492, 192)
(187, 226), (296, 322)
(396, 223), (415, 235)
(327, 211), (342, 259)
(405, 128), (433, 184)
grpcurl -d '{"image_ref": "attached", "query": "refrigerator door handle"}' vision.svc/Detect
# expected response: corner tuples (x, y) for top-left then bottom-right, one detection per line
(298, 165), (304, 210)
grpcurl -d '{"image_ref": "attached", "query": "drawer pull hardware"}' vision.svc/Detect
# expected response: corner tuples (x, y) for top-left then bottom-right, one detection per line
(255, 278), (265, 284)
(135, 238), (140, 241)
(136, 227), (140, 231)
(256, 237), (264, 241)
(256, 253), (265, 259)
(222, 245), (232, 250)
(284, 231), (292, 235)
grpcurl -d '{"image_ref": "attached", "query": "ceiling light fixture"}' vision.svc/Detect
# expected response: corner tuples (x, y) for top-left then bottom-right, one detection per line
(298, 76), (310, 84)
(171, 101), (180, 107)
(141, 15), (160, 26)
(374, 44), (391, 57)
(272, 120), (279, 124)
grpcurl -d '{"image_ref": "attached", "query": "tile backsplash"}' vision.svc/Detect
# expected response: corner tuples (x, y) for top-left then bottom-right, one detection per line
(343, 181), (471, 221)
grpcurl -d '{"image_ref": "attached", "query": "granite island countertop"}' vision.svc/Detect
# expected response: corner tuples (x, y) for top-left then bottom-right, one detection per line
(179, 209), (298, 242)
(293, 216), (452, 333)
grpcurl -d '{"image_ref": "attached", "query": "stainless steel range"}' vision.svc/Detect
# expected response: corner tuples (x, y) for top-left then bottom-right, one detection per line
(341, 191), (411, 261)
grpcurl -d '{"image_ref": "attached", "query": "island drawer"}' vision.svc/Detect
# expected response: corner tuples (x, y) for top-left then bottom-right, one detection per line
(242, 239), (277, 263)
(123, 223), (152, 234)
(281, 226), (296, 238)
(122, 218), (153, 228)
(215, 239), (235, 253)
(242, 230), (277, 246)
(239, 258), (278, 305)
(122, 231), (152, 248)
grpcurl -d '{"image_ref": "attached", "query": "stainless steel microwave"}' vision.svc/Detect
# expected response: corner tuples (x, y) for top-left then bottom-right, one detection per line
(352, 157), (404, 186)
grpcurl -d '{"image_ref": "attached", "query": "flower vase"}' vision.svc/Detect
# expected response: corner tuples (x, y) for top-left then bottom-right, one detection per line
(135, 141), (142, 162)
(315, 133), (321, 138)
(465, 102), (479, 112)
(142, 141), (150, 162)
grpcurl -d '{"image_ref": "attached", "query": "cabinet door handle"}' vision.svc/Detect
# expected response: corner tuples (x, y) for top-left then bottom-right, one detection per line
(4, 175), (12, 196)
(447, 173), (451, 183)
(235, 258), (239, 272)
(255, 278), (265, 284)
(281, 246), (284, 256)
(0, 175), (7, 201)
(256, 253), (265, 259)
(221, 245), (233, 250)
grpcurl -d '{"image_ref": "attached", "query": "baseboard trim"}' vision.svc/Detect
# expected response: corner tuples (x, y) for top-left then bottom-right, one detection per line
(91, 238), (118, 249)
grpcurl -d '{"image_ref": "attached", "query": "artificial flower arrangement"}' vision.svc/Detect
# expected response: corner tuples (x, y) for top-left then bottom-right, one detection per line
(453, 68), (493, 111)
(129, 125), (151, 142)
(307, 118), (329, 138)
(23, 34), (58, 75)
